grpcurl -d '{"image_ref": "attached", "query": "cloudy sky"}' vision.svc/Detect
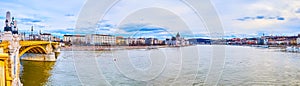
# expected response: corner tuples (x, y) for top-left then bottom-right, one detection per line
(0, 0), (300, 39)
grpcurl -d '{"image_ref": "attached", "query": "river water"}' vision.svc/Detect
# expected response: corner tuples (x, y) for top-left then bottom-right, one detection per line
(20, 45), (300, 86)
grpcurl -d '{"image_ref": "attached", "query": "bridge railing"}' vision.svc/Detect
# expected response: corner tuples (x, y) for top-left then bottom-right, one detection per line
(0, 53), (11, 86)
(0, 41), (10, 53)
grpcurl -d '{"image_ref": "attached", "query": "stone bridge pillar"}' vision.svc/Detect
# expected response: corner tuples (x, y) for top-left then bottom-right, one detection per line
(45, 44), (56, 61)
(53, 44), (61, 58)
(7, 34), (22, 86)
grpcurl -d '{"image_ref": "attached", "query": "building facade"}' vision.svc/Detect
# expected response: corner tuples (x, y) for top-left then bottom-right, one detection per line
(86, 34), (116, 45)
(64, 34), (117, 45)
(63, 35), (86, 45)
(116, 36), (126, 45)
(166, 32), (188, 46)
(40, 33), (52, 41)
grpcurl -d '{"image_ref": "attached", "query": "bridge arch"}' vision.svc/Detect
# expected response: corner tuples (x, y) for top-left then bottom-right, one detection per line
(19, 45), (47, 57)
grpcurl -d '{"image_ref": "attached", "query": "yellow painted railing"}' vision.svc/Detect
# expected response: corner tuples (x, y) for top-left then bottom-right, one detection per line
(0, 61), (5, 86)
(0, 53), (10, 86)
(0, 41), (9, 53)
(19, 41), (59, 46)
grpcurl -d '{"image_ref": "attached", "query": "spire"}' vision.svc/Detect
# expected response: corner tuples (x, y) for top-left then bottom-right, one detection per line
(14, 20), (17, 26)
(4, 11), (12, 32)
(5, 19), (8, 26)
(31, 26), (33, 31)
(4, 19), (10, 31)
(11, 17), (14, 26)
(176, 32), (180, 38)
(31, 26), (34, 35)
(6, 11), (11, 24)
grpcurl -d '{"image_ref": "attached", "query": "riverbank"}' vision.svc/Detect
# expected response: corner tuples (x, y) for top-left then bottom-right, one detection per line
(61, 44), (292, 52)
(61, 45), (169, 51)
(225, 44), (296, 53)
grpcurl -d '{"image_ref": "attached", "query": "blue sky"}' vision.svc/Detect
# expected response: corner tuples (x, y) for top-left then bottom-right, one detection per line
(1, 0), (300, 39)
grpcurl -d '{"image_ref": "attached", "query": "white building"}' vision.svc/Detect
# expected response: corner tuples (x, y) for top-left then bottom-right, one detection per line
(116, 36), (126, 45)
(63, 35), (86, 45)
(40, 33), (52, 41)
(175, 32), (187, 46)
(63, 34), (117, 45)
(63, 35), (72, 42)
(98, 34), (116, 45)
(86, 34), (116, 45)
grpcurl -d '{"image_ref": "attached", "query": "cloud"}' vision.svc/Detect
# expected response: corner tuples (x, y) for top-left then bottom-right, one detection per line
(235, 16), (285, 21)
(103, 0), (205, 33)
(94, 20), (117, 33)
(37, 25), (45, 28)
(119, 23), (167, 33)
(2, 0), (300, 39)
(117, 23), (176, 39)
(66, 28), (74, 30)
(256, 16), (264, 19)
(46, 29), (73, 35)
(277, 17), (285, 20)
(295, 8), (300, 13)
(64, 14), (74, 16)
(212, 0), (300, 37)
(267, 16), (276, 19)
(98, 22), (114, 29)
(19, 18), (42, 23)
(0, 0), (85, 37)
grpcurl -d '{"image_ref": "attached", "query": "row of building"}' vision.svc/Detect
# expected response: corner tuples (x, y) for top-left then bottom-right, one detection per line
(226, 34), (300, 45)
(62, 32), (203, 46)
(63, 34), (169, 46)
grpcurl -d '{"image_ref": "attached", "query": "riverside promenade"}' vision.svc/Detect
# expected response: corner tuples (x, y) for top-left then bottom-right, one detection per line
(61, 45), (168, 51)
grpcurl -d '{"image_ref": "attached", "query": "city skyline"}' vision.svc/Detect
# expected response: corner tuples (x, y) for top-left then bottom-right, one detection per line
(0, 0), (300, 39)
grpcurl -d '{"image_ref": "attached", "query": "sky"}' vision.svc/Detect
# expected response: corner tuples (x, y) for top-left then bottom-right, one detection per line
(0, 0), (300, 39)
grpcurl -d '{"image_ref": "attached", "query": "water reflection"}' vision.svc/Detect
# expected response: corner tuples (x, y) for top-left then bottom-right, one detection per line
(20, 61), (55, 86)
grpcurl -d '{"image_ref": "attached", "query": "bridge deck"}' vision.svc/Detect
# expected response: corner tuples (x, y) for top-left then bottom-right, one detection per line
(20, 41), (59, 46)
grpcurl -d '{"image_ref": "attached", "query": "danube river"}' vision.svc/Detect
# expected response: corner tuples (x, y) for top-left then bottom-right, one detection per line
(20, 45), (300, 86)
